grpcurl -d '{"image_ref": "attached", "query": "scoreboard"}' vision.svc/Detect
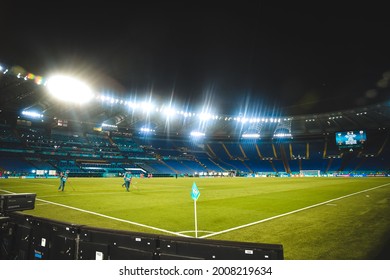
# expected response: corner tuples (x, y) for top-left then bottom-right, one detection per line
(335, 130), (367, 149)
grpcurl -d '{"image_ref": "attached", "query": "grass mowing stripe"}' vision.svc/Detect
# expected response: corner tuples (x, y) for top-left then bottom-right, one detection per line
(201, 182), (390, 239)
(0, 188), (189, 238)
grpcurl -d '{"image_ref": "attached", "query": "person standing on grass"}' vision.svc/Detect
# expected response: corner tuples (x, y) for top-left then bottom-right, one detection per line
(58, 171), (68, 191)
(121, 173), (126, 188)
(124, 171), (132, 192)
(58, 172), (64, 190)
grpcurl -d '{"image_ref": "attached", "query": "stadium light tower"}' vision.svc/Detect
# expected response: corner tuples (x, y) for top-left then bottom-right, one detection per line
(46, 75), (94, 104)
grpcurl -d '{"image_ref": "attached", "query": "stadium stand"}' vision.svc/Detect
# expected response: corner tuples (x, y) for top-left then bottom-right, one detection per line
(1, 126), (389, 178)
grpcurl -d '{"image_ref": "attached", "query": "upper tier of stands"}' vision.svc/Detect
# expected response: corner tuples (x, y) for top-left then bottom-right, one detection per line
(0, 124), (389, 177)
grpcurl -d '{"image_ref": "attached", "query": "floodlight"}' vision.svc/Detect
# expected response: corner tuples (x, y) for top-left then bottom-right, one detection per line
(273, 133), (292, 138)
(242, 133), (260, 139)
(46, 75), (94, 104)
(102, 123), (118, 129)
(22, 110), (43, 119)
(199, 112), (212, 121)
(140, 127), (155, 133)
(141, 102), (154, 113)
(190, 131), (205, 137)
(163, 107), (176, 117)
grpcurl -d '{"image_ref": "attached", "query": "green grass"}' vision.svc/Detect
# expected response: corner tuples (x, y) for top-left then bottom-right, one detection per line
(1, 176), (390, 259)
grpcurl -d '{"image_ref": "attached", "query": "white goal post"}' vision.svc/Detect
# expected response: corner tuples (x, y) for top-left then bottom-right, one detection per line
(299, 170), (321, 177)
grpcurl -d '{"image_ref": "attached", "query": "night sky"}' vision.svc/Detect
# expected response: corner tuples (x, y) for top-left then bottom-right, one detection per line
(1, 1), (390, 116)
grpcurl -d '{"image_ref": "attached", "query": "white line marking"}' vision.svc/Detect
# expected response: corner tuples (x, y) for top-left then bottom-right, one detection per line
(0, 189), (189, 238)
(177, 230), (215, 234)
(35, 203), (50, 206)
(200, 182), (390, 239)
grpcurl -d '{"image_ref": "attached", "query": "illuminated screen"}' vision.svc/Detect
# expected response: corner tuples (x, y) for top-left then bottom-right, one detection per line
(49, 170), (57, 175)
(335, 130), (367, 149)
(36, 170), (44, 175)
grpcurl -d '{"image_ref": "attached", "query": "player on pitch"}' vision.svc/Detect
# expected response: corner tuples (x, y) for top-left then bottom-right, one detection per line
(123, 171), (132, 192)
(58, 170), (69, 191)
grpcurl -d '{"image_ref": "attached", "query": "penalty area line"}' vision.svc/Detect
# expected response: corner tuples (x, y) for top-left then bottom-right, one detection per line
(200, 182), (390, 239)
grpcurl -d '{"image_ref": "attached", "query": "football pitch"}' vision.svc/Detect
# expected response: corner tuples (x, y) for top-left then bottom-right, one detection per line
(1, 176), (390, 260)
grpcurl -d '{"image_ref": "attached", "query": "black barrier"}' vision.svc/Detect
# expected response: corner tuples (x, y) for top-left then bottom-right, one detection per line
(0, 193), (36, 213)
(29, 216), (79, 260)
(158, 236), (284, 260)
(0, 213), (34, 259)
(0, 212), (284, 260)
(78, 226), (159, 260)
(0, 213), (78, 260)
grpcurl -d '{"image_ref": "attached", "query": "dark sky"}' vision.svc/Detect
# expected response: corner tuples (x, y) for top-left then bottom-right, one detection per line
(1, 1), (390, 116)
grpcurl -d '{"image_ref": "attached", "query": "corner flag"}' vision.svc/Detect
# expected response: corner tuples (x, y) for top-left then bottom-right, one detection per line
(191, 182), (200, 238)
(191, 182), (200, 200)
